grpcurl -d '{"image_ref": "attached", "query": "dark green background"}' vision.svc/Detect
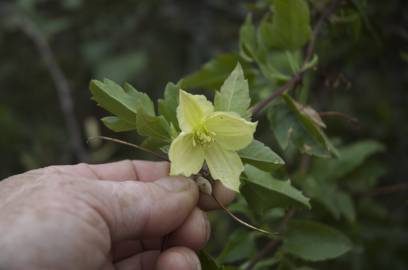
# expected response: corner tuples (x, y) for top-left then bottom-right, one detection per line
(0, 1), (407, 269)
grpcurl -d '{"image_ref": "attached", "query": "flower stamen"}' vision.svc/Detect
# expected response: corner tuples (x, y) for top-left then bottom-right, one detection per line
(193, 127), (215, 147)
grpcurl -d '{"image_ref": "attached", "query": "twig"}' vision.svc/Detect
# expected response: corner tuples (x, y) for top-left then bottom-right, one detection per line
(211, 192), (272, 235)
(88, 136), (169, 161)
(19, 15), (87, 162)
(251, 0), (343, 117)
(319, 111), (359, 124)
(251, 74), (303, 117)
(361, 182), (408, 197)
(304, 0), (342, 65)
(245, 209), (295, 270)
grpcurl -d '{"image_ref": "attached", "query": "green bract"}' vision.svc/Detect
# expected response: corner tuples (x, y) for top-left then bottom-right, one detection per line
(169, 90), (257, 192)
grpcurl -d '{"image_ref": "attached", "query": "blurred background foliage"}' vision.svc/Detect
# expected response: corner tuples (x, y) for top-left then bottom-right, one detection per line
(0, 0), (407, 269)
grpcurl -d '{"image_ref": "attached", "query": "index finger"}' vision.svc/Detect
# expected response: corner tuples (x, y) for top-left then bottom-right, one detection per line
(46, 160), (170, 182)
(46, 160), (235, 209)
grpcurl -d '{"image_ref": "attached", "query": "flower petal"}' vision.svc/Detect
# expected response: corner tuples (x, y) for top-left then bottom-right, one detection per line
(205, 112), (257, 151)
(204, 142), (243, 192)
(177, 90), (214, 132)
(169, 132), (205, 176)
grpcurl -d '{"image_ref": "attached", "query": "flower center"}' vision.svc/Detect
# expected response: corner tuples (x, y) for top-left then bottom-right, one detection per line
(193, 127), (215, 147)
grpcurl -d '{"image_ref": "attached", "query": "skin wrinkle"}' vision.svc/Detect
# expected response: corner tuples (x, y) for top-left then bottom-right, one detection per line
(0, 171), (46, 208)
(82, 163), (104, 179)
(127, 160), (140, 181)
(0, 160), (215, 269)
(0, 184), (108, 269)
(102, 180), (152, 240)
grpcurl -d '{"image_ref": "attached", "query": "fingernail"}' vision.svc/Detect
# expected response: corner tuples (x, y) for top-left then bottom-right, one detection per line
(155, 176), (193, 192)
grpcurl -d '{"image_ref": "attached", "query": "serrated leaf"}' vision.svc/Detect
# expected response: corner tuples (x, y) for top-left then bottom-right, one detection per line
(181, 54), (251, 91)
(123, 83), (155, 116)
(239, 140), (285, 171)
(259, 0), (311, 50)
(241, 165), (310, 214)
(90, 79), (154, 126)
(101, 116), (135, 132)
(136, 110), (172, 142)
(214, 63), (251, 118)
(283, 220), (352, 261)
(158, 82), (180, 129)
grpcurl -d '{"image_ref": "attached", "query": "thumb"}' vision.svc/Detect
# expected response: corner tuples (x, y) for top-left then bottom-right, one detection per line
(90, 176), (199, 241)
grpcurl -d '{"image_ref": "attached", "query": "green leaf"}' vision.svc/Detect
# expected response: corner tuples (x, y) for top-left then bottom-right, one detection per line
(136, 110), (172, 142)
(311, 140), (385, 182)
(344, 160), (386, 192)
(101, 116), (135, 132)
(214, 63), (251, 118)
(95, 51), (147, 83)
(301, 177), (341, 219)
(301, 176), (356, 222)
(253, 257), (280, 270)
(239, 14), (257, 62)
(259, 0), (311, 50)
(198, 251), (221, 270)
(239, 140), (285, 171)
(255, 46), (294, 82)
(337, 192), (356, 223)
(296, 267), (317, 270)
(268, 94), (338, 157)
(158, 82), (180, 129)
(90, 79), (154, 126)
(141, 137), (169, 150)
(181, 54), (247, 90)
(123, 83), (155, 116)
(218, 230), (257, 264)
(269, 102), (332, 158)
(241, 165), (310, 214)
(283, 220), (352, 261)
(284, 94), (338, 156)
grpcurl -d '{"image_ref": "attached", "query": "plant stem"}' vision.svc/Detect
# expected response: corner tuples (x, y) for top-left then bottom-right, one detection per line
(90, 136), (169, 161)
(245, 209), (295, 270)
(319, 111), (359, 124)
(361, 183), (408, 197)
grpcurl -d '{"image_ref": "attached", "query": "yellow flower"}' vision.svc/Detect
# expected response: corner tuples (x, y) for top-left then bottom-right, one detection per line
(169, 90), (257, 192)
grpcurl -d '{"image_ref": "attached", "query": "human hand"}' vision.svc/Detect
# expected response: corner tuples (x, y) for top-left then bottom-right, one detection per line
(0, 160), (235, 270)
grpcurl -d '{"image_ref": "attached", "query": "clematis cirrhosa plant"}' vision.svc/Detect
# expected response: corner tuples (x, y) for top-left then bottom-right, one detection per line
(169, 90), (257, 192)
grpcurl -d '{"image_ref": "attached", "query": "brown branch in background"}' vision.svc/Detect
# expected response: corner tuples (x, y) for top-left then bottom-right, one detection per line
(319, 111), (359, 126)
(251, 74), (303, 117)
(245, 209), (295, 270)
(251, 0), (343, 117)
(19, 15), (87, 162)
(361, 182), (408, 197)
